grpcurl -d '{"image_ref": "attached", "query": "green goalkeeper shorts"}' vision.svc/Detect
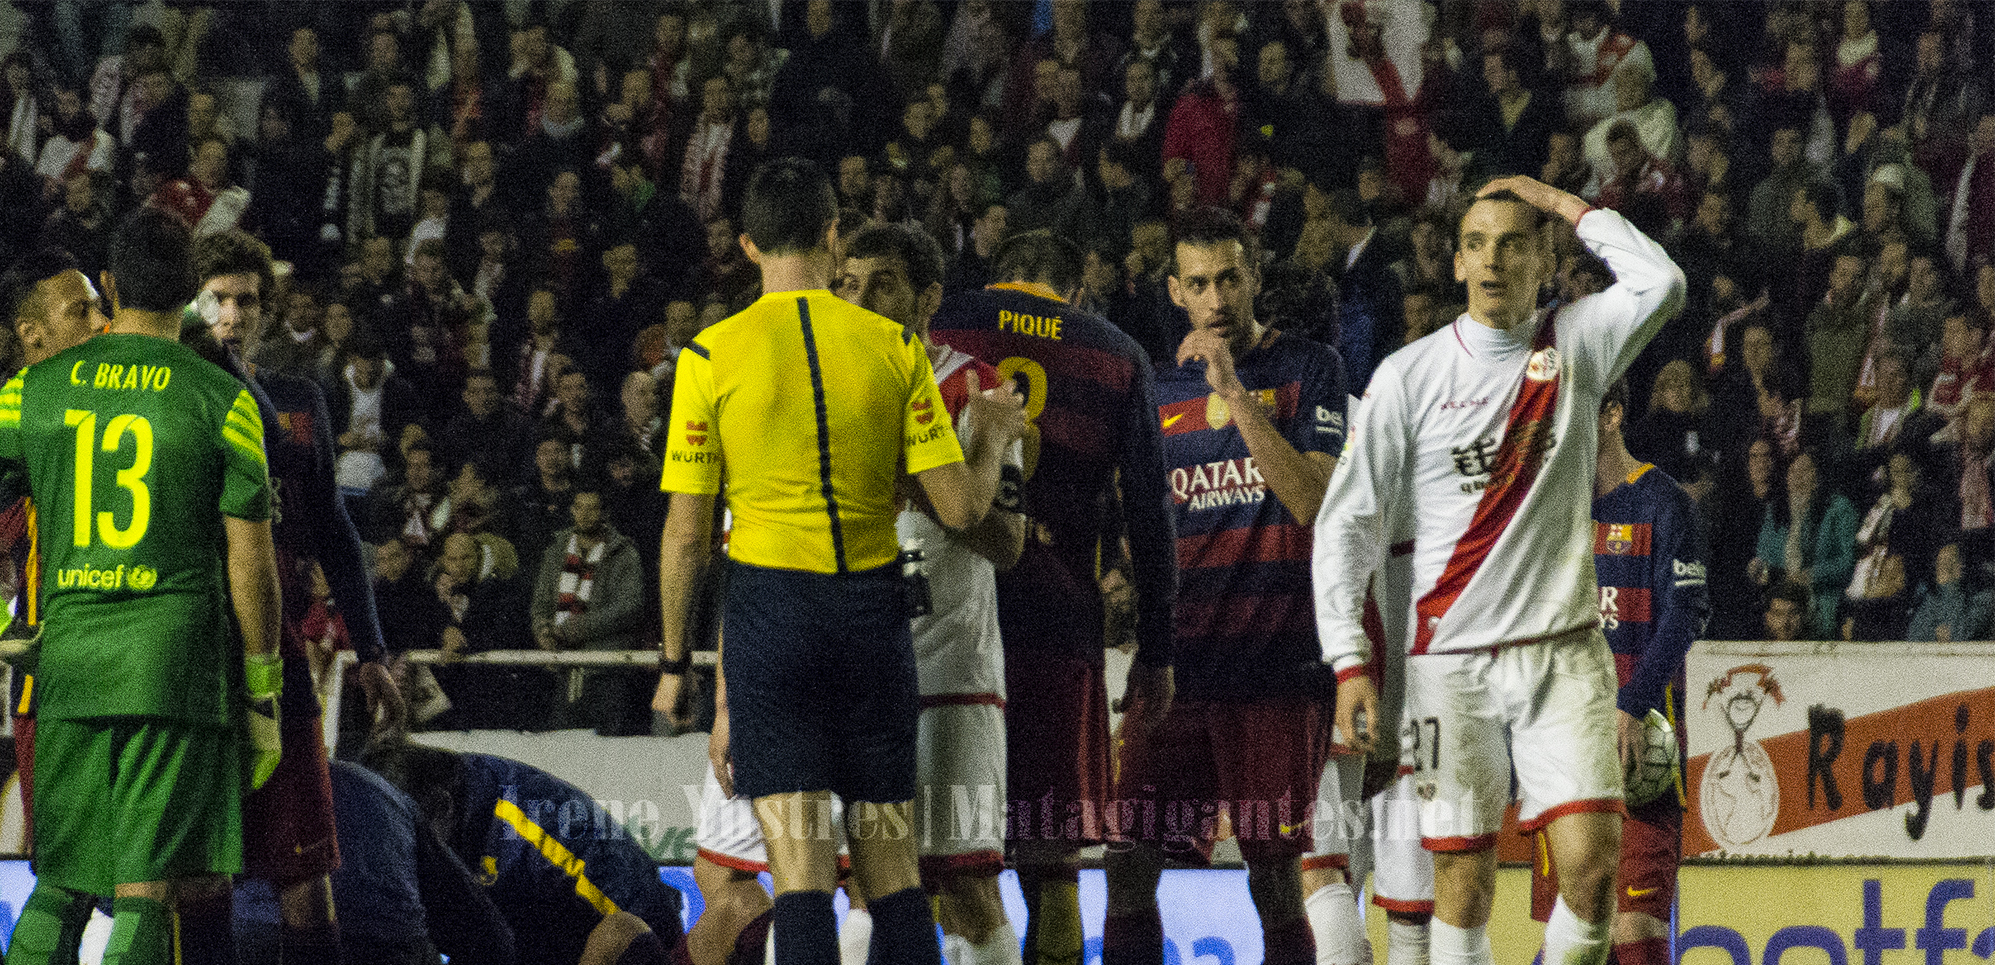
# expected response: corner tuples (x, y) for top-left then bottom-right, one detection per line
(33, 715), (242, 895)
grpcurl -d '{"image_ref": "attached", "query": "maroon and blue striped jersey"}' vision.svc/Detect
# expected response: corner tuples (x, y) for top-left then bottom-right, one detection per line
(1158, 330), (1346, 699)
(929, 283), (1176, 667)
(1593, 463), (1709, 732)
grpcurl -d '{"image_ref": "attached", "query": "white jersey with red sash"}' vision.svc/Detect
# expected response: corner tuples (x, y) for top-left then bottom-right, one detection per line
(1314, 207), (1685, 672)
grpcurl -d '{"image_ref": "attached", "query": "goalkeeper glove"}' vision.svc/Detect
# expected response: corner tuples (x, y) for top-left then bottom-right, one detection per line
(245, 653), (283, 790)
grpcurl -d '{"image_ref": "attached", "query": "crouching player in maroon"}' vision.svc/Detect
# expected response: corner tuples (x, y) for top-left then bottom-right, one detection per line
(1530, 379), (1708, 965)
(1103, 209), (1345, 965)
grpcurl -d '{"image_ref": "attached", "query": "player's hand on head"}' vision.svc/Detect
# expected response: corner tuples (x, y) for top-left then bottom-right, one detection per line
(1335, 673), (1379, 756)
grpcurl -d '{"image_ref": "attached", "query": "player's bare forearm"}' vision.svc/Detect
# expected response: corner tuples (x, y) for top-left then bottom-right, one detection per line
(658, 492), (716, 664)
(961, 508), (1026, 571)
(224, 516), (283, 660)
(1225, 387), (1334, 522)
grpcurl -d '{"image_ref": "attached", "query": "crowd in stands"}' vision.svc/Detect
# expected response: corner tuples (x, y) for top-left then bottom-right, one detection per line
(0, 0), (1990, 732)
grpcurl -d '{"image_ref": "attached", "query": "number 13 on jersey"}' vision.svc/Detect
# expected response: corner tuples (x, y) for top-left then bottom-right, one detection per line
(66, 409), (153, 548)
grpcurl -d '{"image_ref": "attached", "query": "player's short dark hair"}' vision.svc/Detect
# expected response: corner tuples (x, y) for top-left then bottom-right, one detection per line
(191, 228), (275, 299)
(363, 740), (465, 828)
(993, 229), (1084, 294)
(742, 157), (837, 256)
(843, 223), (946, 294)
(0, 248), (80, 325)
(108, 207), (199, 313)
(1460, 189), (1549, 238)
(1172, 207), (1251, 276)
(1602, 377), (1629, 413)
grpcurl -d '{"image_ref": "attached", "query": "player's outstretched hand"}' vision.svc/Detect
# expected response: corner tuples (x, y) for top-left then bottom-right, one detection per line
(1335, 673), (1380, 756)
(961, 368), (1027, 449)
(1476, 175), (1590, 226)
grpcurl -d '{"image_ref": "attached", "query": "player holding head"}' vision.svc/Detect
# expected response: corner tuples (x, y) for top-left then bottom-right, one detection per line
(0, 207), (284, 965)
(927, 229), (1177, 965)
(1527, 379), (1707, 965)
(654, 157), (1024, 965)
(1315, 176), (1686, 965)
(1102, 207), (1347, 965)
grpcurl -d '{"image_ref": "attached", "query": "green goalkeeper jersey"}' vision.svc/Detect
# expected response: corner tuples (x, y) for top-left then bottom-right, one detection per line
(0, 333), (272, 725)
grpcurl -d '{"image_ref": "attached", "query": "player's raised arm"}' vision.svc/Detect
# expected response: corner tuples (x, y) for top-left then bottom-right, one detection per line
(1476, 176), (1688, 385)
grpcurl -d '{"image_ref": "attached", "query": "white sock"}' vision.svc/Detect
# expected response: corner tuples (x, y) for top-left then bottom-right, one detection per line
(766, 923), (778, 965)
(840, 907), (874, 965)
(963, 922), (1023, 965)
(1306, 882), (1370, 965)
(1387, 920), (1430, 965)
(1428, 919), (1493, 965)
(1542, 897), (1610, 965)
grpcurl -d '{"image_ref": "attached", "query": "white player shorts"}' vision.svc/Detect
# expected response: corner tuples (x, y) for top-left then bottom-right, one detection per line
(1369, 771), (1435, 913)
(695, 701), (1005, 878)
(1404, 627), (1623, 850)
(1303, 750), (1366, 876)
(911, 701), (1006, 877)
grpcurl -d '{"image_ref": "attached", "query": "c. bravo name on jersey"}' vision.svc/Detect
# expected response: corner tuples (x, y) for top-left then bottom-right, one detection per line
(70, 361), (173, 392)
(1170, 456), (1268, 511)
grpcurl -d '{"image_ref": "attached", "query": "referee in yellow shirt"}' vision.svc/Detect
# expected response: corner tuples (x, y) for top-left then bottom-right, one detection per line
(653, 158), (1025, 965)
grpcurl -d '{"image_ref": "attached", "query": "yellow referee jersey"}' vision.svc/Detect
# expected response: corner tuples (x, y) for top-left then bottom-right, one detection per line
(660, 290), (965, 574)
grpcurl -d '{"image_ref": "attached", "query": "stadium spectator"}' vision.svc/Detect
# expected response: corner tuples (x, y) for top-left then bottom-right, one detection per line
(1562, 2), (1651, 131)
(532, 487), (648, 735)
(1626, 359), (1712, 483)
(1319, 187), (1402, 395)
(1161, 50), (1239, 209)
(1939, 112), (1995, 275)
(1469, 44), (1559, 179)
(1764, 579), (1811, 641)
(440, 367), (534, 484)
(1805, 251), (1876, 425)
(429, 530), (538, 730)
(1752, 447), (1860, 638)
(1907, 541), (1992, 641)
(328, 335), (420, 503)
(514, 434), (580, 565)
(1846, 446), (1946, 640)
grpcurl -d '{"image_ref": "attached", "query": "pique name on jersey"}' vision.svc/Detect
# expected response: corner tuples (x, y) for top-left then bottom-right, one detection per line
(71, 361), (173, 392)
(995, 309), (1063, 340)
(1170, 456), (1267, 510)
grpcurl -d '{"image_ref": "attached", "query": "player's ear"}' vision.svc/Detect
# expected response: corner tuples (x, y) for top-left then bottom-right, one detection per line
(737, 233), (760, 266)
(918, 282), (942, 323)
(1166, 273), (1186, 310)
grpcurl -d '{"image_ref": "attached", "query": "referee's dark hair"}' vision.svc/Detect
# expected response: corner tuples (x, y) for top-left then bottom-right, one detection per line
(742, 157), (838, 256)
(107, 207), (199, 313)
(0, 248), (81, 327)
(191, 228), (276, 299)
(844, 222), (946, 295)
(994, 229), (1084, 296)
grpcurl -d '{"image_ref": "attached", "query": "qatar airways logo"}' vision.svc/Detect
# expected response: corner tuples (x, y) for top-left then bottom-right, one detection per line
(1170, 457), (1268, 511)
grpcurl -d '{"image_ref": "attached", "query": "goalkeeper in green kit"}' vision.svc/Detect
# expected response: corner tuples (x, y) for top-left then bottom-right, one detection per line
(0, 208), (285, 965)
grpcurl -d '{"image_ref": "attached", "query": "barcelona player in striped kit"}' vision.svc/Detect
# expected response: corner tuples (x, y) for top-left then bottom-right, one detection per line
(1529, 378), (1707, 965)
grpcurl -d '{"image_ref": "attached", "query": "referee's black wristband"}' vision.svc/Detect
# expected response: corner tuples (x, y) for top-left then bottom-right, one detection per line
(659, 653), (691, 674)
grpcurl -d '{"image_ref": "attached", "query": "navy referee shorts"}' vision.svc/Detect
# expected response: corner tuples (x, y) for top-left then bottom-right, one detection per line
(722, 560), (919, 803)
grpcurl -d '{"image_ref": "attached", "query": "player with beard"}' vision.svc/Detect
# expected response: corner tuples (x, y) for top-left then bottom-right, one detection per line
(1104, 208), (1346, 965)
(185, 229), (396, 965)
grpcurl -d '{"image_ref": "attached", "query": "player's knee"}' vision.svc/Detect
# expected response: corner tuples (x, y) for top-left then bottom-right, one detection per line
(1612, 911), (1669, 944)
